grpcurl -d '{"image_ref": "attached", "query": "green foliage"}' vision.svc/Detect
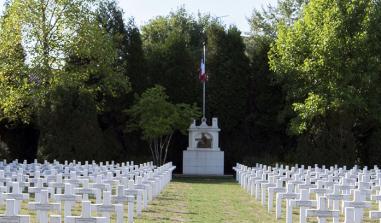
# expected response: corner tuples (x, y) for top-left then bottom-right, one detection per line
(290, 93), (327, 134)
(127, 85), (200, 165)
(248, 0), (308, 37)
(269, 0), (381, 164)
(0, 2), (33, 124)
(206, 24), (250, 132)
(37, 85), (105, 161)
(0, 0), (133, 161)
(3, 0), (381, 168)
(128, 85), (200, 139)
(141, 8), (204, 104)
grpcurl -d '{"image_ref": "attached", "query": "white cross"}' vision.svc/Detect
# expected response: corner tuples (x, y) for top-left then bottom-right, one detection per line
(267, 179), (285, 212)
(370, 187), (381, 223)
(124, 179), (144, 216)
(91, 191), (123, 223)
(74, 179), (97, 201)
(276, 183), (298, 219)
(28, 190), (61, 223)
(344, 189), (371, 223)
(28, 178), (47, 202)
(289, 189), (316, 223)
(53, 183), (81, 217)
(65, 201), (107, 223)
(112, 185), (135, 223)
(0, 199), (30, 223)
(3, 182), (29, 214)
(306, 196), (340, 223)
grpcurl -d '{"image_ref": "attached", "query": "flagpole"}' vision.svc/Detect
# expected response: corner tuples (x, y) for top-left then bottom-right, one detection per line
(202, 43), (206, 122)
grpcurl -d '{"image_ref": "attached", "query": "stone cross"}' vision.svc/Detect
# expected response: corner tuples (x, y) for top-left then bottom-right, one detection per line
(344, 190), (371, 223)
(91, 191), (124, 223)
(65, 201), (107, 223)
(276, 183), (298, 219)
(306, 196), (340, 223)
(370, 188), (381, 223)
(124, 179), (143, 216)
(267, 179), (285, 212)
(248, 170), (259, 195)
(298, 176), (317, 191)
(112, 185), (135, 223)
(326, 184), (350, 218)
(142, 174), (154, 202)
(64, 171), (80, 186)
(134, 176), (149, 208)
(102, 172), (118, 187)
(28, 190), (61, 223)
(261, 176), (275, 207)
(289, 189), (316, 223)
(74, 179), (98, 201)
(4, 182), (29, 214)
(48, 173), (65, 195)
(28, 178), (46, 202)
(254, 173), (267, 201)
(53, 183), (81, 217)
(310, 180), (331, 199)
(0, 199), (30, 223)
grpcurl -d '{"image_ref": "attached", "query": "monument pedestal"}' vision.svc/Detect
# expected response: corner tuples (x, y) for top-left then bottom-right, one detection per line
(182, 117), (224, 176)
(183, 149), (224, 175)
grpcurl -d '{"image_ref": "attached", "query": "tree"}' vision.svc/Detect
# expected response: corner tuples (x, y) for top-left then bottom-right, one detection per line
(0, 0), (132, 161)
(206, 24), (250, 132)
(141, 8), (204, 104)
(0, 2), (41, 161)
(125, 18), (147, 94)
(0, 1), (32, 124)
(269, 0), (381, 165)
(37, 85), (108, 161)
(243, 0), (308, 163)
(38, 0), (131, 161)
(127, 85), (200, 165)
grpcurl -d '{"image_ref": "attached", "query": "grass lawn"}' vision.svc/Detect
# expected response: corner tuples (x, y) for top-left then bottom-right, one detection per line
(136, 177), (378, 223)
(136, 177), (277, 223)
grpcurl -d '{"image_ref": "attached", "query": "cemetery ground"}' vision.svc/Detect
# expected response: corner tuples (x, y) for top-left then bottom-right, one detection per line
(3, 175), (380, 222)
(136, 177), (377, 223)
(136, 176), (277, 223)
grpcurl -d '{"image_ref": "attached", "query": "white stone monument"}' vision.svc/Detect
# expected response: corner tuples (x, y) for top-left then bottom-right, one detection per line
(183, 118), (224, 175)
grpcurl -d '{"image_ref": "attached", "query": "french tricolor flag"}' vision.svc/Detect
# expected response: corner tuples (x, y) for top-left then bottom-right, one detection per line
(199, 58), (207, 82)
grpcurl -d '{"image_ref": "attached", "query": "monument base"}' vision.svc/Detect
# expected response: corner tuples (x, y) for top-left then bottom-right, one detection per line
(183, 149), (224, 175)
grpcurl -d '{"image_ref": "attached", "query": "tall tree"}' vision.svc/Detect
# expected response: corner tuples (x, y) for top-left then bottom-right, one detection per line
(205, 24), (251, 168)
(243, 0), (308, 163)
(38, 0), (131, 161)
(0, 0), (131, 161)
(127, 85), (200, 165)
(206, 24), (250, 132)
(269, 0), (381, 165)
(0, 2), (40, 161)
(141, 8), (204, 104)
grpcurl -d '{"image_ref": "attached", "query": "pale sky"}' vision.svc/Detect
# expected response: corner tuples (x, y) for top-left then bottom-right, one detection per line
(0, 0), (278, 33)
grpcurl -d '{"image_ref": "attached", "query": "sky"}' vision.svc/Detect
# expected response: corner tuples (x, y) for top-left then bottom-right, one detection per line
(0, 0), (278, 33)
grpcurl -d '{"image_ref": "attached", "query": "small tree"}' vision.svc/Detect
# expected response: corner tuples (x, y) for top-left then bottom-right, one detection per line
(127, 85), (200, 165)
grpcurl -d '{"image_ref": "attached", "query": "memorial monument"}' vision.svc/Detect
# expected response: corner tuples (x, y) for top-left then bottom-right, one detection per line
(182, 42), (224, 175)
(183, 118), (224, 175)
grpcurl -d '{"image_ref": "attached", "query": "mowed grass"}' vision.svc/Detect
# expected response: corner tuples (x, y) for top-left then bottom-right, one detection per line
(135, 177), (380, 223)
(136, 177), (276, 223)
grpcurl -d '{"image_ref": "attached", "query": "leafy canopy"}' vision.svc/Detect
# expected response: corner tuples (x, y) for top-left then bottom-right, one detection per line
(127, 85), (200, 140)
(269, 0), (381, 134)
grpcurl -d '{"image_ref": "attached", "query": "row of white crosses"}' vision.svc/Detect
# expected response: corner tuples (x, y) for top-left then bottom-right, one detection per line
(0, 159), (176, 223)
(234, 162), (381, 223)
